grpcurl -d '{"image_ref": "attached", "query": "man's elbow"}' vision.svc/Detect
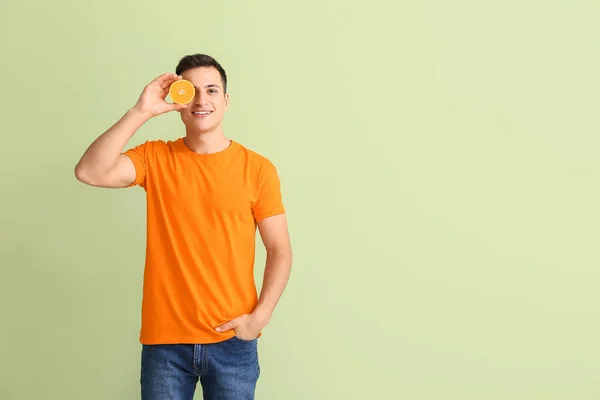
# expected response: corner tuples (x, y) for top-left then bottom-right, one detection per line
(74, 163), (89, 183)
(74, 163), (100, 186)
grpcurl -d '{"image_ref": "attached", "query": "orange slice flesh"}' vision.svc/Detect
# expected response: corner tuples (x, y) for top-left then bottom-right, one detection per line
(169, 80), (195, 104)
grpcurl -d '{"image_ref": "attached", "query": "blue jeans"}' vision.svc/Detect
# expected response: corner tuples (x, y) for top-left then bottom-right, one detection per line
(140, 336), (260, 399)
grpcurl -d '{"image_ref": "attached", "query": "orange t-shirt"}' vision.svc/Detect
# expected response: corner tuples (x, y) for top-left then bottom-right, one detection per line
(123, 138), (285, 344)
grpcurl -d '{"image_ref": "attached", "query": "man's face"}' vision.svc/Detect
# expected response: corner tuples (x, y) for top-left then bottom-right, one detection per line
(179, 66), (229, 133)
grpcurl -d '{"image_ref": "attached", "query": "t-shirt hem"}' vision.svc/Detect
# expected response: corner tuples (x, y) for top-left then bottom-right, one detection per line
(255, 208), (286, 223)
(122, 152), (143, 188)
(140, 335), (234, 345)
(139, 331), (262, 345)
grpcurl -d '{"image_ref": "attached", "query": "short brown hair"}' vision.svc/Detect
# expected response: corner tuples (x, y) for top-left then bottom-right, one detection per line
(175, 54), (228, 93)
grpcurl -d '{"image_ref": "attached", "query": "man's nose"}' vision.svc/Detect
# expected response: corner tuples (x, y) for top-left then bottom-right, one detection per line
(193, 90), (206, 105)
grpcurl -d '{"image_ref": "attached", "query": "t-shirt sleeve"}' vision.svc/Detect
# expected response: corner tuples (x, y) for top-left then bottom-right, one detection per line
(252, 160), (286, 222)
(123, 141), (148, 189)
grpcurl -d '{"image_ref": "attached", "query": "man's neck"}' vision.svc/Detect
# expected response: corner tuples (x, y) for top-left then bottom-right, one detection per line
(183, 129), (231, 155)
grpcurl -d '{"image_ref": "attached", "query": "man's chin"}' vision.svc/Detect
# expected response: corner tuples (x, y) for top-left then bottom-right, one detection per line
(185, 123), (218, 135)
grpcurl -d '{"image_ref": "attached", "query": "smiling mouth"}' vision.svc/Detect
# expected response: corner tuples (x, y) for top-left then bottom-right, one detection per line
(192, 111), (213, 116)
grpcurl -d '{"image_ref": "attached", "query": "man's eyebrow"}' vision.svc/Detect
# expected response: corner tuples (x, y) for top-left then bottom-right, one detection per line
(194, 84), (221, 90)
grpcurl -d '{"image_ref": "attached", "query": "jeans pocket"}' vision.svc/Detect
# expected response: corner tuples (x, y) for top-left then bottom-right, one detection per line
(232, 335), (257, 343)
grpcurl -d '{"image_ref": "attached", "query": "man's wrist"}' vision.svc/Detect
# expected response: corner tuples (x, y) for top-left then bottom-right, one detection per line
(128, 106), (153, 122)
(251, 305), (272, 324)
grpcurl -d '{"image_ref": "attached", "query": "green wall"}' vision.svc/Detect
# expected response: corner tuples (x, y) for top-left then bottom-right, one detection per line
(1, 1), (599, 399)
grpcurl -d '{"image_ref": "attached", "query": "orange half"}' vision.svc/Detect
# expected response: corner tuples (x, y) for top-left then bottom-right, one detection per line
(169, 80), (195, 104)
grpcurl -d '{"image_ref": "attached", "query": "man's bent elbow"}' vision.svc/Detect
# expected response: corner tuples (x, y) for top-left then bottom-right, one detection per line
(74, 163), (98, 186)
(74, 163), (88, 183)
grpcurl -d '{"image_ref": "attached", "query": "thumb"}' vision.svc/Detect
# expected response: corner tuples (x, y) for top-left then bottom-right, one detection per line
(170, 103), (188, 112)
(215, 319), (237, 332)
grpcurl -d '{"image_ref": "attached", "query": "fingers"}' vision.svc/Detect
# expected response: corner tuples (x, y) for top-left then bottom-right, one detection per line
(150, 73), (180, 88)
(151, 72), (174, 85)
(167, 103), (187, 112)
(160, 74), (182, 90)
(215, 319), (237, 332)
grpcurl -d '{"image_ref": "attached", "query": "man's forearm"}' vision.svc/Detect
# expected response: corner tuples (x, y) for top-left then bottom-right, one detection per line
(252, 249), (292, 321)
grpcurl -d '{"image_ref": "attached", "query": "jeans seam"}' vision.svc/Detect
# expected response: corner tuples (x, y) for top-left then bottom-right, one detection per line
(193, 344), (199, 376)
(203, 342), (209, 374)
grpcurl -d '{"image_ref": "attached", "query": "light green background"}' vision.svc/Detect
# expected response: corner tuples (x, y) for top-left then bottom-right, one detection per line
(1, 1), (599, 399)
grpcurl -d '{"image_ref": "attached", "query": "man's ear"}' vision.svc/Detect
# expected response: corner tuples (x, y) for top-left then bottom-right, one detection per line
(224, 93), (230, 109)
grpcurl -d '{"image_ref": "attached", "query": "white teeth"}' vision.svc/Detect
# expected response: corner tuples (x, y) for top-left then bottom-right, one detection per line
(193, 111), (211, 115)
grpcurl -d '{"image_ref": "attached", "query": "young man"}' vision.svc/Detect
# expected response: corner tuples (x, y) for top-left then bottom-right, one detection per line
(74, 54), (292, 400)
